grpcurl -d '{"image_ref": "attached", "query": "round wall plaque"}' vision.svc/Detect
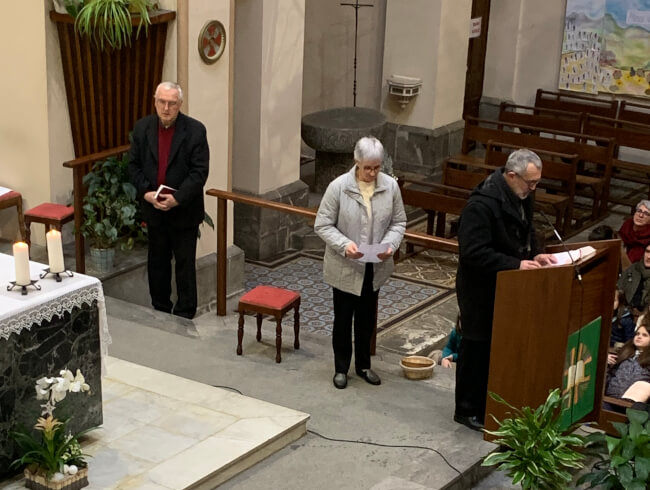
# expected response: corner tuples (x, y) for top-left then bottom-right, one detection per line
(198, 20), (226, 64)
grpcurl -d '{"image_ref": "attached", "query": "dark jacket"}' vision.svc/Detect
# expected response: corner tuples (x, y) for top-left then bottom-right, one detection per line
(456, 169), (540, 341)
(618, 260), (649, 309)
(128, 112), (209, 228)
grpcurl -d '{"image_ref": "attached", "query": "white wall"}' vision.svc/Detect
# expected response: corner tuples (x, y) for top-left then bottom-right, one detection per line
(187, 1), (232, 257)
(302, 0), (386, 113)
(0, 2), (52, 242)
(483, 0), (566, 105)
(232, 0), (305, 195)
(381, 0), (472, 129)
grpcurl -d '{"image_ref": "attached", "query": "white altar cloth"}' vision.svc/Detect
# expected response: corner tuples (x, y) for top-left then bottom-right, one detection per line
(0, 253), (111, 372)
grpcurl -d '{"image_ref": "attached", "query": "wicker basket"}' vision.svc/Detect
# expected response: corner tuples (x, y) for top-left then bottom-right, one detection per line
(400, 356), (434, 380)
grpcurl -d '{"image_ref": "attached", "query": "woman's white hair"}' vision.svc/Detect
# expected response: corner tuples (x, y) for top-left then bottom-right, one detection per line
(354, 136), (384, 163)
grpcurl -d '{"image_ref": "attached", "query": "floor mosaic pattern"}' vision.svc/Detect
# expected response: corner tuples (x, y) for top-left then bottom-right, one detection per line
(244, 255), (451, 337)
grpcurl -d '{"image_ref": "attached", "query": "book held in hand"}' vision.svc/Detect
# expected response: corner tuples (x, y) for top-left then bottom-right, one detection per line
(154, 184), (176, 202)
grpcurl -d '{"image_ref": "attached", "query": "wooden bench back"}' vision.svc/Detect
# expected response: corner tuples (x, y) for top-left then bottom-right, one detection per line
(462, 117), (614, 169)
(583, 113), (650, 152)
(442, 162), (491, 191)
(485, 141), (579, 195)
(534, 88), (618, 118)
(618, 100), (650, 126)
(498, 102), (584, 134)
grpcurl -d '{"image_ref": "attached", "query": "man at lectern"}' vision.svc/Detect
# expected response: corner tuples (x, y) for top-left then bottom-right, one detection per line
(453, 149), (556, 431)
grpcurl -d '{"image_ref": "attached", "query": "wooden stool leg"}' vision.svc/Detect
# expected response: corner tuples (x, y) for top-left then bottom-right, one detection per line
(275, 317), (282, 363)
(16, 198), (26, 242)
(24, 218), (32, 248)
(293, 304), (300, 350)
(237, 311), (244, 355)
(256, 314), (263, 341)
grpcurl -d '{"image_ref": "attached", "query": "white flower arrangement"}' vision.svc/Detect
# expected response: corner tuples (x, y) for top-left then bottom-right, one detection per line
(11, 368), (94, 481)
(35, 369), (90, 417)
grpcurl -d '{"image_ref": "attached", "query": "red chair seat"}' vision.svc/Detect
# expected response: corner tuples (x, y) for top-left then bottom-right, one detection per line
(0, 190), (21, 202)
(237, 285), (301, 363)
(240, 285), (300, 310)
(25, 203), (74, 220)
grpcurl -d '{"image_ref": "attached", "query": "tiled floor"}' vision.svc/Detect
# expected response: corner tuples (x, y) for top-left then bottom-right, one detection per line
(2, 357), (309, 490)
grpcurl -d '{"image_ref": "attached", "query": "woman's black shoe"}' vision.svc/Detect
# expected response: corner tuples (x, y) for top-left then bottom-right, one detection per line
(333, 373), (347, 389)
(356, 369), (381, 385)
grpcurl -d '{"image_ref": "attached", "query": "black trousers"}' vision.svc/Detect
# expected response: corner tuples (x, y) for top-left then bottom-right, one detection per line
(332, 264), (378, 374)
(455, 337), (491, 422)
(147, 223), (199, 319)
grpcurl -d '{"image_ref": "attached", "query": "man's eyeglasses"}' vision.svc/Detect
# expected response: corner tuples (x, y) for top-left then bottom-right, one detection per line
(512, 172), (540, 188)
(155, 98), (178, 109)
(636, 208), (650, 218)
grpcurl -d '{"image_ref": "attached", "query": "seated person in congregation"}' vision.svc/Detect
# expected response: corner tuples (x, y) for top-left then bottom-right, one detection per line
(611, 289), (636, 347)
(605, 323), (650, 408)
(618, 199), (650, 270)
(430, 313), (462, 368)
(616, 243), (650, 345)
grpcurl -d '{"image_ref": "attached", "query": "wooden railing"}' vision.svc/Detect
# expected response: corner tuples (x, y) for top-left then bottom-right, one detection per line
(205, 188), (459, 316)
(63, 144), (131, 273)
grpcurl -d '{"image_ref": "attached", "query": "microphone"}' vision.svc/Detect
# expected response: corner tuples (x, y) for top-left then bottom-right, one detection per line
(538, 209), (583, 282)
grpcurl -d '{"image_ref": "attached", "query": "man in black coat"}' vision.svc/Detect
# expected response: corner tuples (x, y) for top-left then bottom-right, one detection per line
(454, 149), (556, 431)
(128, 82), (209, 319)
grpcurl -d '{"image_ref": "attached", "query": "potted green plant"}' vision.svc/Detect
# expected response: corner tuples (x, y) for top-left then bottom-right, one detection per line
(482, 388), (586, 489)
(73, 0), (155, 51)
(80, 153), (142, 271)
(578, 407), (650, 489)
(11, 368), (96, 489)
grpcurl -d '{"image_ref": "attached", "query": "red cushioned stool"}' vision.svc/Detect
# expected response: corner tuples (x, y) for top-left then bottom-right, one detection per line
(237, 285), (301, 363)
(24, 203), (74, 248)
(0, 190), (27, 242)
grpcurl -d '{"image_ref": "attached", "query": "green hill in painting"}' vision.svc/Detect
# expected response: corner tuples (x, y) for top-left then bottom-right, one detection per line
(603, 13), (650, 70)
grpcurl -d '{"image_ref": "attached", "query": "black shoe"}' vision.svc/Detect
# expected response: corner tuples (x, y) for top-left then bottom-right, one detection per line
(356, 368), (381, 385)
(333, 373), (347, 389)
(454, 414), (484, 432)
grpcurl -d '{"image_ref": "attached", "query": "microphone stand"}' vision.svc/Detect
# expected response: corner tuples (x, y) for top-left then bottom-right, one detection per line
(538, 209), (583, 283)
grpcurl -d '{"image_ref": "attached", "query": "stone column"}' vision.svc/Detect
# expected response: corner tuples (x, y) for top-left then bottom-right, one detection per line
(232, 0), (309, 261)
(380, 0), (471, 176)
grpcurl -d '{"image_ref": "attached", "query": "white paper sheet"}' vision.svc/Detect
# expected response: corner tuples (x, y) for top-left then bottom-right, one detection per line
(357, 243), (390, 263)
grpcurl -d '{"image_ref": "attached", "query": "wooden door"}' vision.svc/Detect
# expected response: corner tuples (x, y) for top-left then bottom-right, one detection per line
(463, 0), (491, 118)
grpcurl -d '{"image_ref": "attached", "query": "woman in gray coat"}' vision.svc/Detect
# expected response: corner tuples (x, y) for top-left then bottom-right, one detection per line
(314, 137), (406, 389)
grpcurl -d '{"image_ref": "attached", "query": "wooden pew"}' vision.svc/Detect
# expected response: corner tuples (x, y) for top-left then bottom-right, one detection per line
(399, 178), (469, 240)
(458, 116), (615, 217)
(534, 88), (619, 118)
(498, 102), (584, 134)
(582, 114), (650, 211)
(485, 141), (579, 234)
(618, 100), (650, 126)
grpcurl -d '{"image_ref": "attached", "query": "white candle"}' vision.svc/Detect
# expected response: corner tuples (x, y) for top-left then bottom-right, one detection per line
(13, 241), (31, 285)
(567, 365), (576, 390)
(46, 229), (65, 273)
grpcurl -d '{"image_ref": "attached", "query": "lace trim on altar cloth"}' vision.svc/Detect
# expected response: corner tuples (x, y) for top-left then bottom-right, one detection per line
(0, 285), (112, 374)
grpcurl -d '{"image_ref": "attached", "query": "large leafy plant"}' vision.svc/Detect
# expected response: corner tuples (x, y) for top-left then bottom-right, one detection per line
(71, 0), (154, 51)
(482, 388), (585, 489)
(578, 407), (650, 489)
(80, 153), (144, 250)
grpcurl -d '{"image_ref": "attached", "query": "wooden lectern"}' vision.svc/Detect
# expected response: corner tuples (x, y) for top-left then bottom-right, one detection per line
(484, 239), (622, 440)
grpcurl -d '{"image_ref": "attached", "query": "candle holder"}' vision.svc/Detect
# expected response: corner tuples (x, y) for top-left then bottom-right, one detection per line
(7, 280), (41, 296)
(40, 268), (74, 282)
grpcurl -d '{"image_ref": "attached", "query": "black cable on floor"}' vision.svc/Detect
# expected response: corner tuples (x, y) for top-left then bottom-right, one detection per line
(307, 429), (461, 475)
(211, 384), (461, 476)
(211, 385), (243, 395)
